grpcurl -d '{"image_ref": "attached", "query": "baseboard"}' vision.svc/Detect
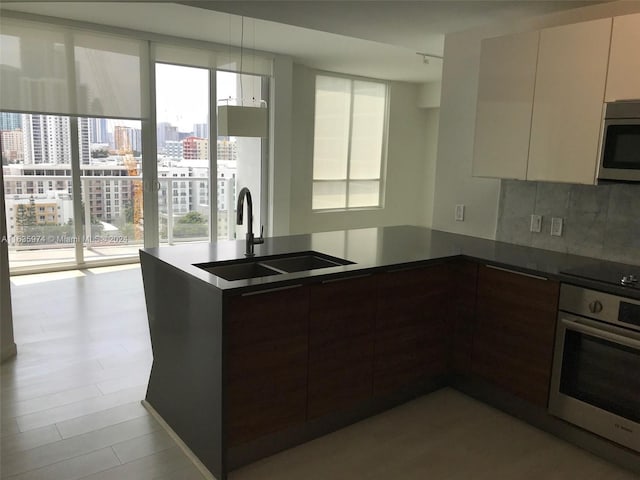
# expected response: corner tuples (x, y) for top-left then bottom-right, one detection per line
(1, 342), (17, 363)
(141, 400), (217, 480)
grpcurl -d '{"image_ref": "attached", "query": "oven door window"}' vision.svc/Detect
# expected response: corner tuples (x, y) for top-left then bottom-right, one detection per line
(602, 124), (640, 170)
(559, 329), (640, 422)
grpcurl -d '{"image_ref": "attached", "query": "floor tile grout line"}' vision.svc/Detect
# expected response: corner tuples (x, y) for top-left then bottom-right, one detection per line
(0, 415), (162, 466)
(1, 445), (119, 479)
(15, 396), (148, 435)
(111, 445), (124, 465)
(1, 423), (169, 477)
(1, 384), (105, 419)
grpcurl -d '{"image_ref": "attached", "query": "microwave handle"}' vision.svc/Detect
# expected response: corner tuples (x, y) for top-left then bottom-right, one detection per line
(561, 318), (640, 350)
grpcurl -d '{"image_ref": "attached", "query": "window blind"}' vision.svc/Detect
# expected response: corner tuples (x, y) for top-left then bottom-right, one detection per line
(0, 17), (148, 119)
(153, 43), (272, 76)
(312, 75), (387, 210)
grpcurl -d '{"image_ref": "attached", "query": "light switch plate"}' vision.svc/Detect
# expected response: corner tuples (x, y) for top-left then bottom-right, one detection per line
(455, 204), (465, 222)
(530, 214), (542, 233)
(551, 217), (563, 237)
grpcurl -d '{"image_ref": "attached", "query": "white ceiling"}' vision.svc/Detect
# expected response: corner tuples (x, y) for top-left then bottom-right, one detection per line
(1, 1), (608, 82)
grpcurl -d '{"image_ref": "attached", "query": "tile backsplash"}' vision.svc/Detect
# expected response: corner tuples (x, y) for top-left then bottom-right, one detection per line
(496, 180), (640, 266)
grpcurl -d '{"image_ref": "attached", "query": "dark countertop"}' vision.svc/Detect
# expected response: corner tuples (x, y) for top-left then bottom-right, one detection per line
(141, 225), (640, 300)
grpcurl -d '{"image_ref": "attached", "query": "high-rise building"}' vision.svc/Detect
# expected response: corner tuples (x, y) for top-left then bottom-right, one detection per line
(1, 130), (24, 163)
(217, 138), (238, 162)
(183, 136), (208, 160)
(193, 123), (208, 139)
(114, 126), (133, 153)
(4, 163), (133, 223)
(89, 117), (108, 144)
(79, 117), (91, 165)
(132, 128), (142, 154)
(157, 122), (178, 150)
(0, 112), (22, 131)
(165, 141), (182, 159)
(22, 114), (71, 165)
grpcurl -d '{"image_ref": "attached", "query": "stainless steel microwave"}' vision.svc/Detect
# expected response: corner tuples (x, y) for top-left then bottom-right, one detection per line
(598, 100), (640, 182)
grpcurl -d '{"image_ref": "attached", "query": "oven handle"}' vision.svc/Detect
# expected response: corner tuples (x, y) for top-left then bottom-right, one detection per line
(561, 318), (640, 350)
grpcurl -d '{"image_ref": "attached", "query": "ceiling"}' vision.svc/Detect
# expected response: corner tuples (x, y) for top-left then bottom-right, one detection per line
(1, 1), (609, 82)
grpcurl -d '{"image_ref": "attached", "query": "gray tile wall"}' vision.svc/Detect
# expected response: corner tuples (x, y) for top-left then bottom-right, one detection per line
(496, 180), (640, 266)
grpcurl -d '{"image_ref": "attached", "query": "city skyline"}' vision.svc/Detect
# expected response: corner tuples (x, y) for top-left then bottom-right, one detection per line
(0, 112), (223, 164)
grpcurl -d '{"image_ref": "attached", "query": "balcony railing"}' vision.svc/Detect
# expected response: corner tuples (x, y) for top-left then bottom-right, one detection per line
(4, 173), (238, 270)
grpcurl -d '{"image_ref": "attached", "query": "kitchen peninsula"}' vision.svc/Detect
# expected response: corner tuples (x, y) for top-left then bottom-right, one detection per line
(140, 226), (640, 480)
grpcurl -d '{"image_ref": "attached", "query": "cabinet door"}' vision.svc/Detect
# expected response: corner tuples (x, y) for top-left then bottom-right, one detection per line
(472, 265), (559, 407)
(374, 264), (451, 396)
(227, 286), (309, 446)
(606, 13), (640, 102)
(472, 30), (539, 180)
(527, 18), (611, 184)
(307, 275), (377, 419)
(449, 260), (478, 375)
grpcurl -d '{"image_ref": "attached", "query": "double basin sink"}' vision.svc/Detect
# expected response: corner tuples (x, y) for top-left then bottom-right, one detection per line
(194, 251), (354, 281)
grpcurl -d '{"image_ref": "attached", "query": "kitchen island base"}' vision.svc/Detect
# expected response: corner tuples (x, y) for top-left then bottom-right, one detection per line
(141, 226), (640, 479)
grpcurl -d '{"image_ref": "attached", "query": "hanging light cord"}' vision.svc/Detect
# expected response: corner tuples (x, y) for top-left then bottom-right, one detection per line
(239, 16), (244, 105)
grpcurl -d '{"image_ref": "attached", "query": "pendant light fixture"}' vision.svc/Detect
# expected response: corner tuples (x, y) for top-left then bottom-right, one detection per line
(218, 15), (268, 138)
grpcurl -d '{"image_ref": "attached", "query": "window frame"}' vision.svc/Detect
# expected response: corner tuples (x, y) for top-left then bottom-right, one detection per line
(311, 71), (389, 212)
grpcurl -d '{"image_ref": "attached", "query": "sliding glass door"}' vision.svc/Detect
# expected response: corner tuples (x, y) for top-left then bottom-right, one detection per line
(152, 64), (269, 246)
(155, 63), (211, 245)
(1, 13), (271, 273)
(1, 114), (144, 271)
(79, 118), (144, 262)
(2, 113), (77, 269)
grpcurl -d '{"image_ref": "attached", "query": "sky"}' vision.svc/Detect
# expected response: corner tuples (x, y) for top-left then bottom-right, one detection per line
(155, 64), (240, 132)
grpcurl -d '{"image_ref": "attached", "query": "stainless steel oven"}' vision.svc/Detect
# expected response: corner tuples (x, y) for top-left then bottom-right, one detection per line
(549, 284), (640, 452)
(598, 100), (640, 182)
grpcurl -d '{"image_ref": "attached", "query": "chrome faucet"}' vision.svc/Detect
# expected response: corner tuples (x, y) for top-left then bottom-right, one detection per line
(236, 187), (264, 257)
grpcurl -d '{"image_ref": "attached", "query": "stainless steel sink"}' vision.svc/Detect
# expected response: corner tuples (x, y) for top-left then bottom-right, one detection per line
(261, 254), (344, 273)
(199, 261), (282, 281)
(194, 251), (354, 281)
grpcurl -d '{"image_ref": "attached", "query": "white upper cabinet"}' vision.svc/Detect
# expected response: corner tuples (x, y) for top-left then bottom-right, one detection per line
(472, 31), (539, 180)
(606, 13), (640, 102)
(527, 18), (612, 184)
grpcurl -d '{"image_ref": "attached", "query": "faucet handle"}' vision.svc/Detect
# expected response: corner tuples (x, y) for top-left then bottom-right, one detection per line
(255, 225), (265, 244)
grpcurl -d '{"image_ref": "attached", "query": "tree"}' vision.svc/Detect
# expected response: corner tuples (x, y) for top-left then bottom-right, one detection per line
(173, 211), (208, 238)
(122, 200), (134, 224)
(91, 149), (109, 158)
(178, 211), (207, 224)
(16, 196), (37, 235)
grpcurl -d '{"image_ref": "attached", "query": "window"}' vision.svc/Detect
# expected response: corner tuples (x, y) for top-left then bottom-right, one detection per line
(312, 75), (388, 210)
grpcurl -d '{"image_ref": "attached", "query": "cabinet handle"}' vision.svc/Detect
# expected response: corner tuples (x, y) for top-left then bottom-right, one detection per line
(561, 317), (640, 350)
(321, 273), (372, 284)
(485, 264), (548, 281)
(241, 284), (303, 296)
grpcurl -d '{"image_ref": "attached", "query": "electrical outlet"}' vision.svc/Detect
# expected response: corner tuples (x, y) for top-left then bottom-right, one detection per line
(455, 204), (465, 222)
(551, 217), (563, 237)
(530, 214), (542, 233)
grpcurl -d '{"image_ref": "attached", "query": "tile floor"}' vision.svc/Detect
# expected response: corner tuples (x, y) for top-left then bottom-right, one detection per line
(1, 265), (637, 480)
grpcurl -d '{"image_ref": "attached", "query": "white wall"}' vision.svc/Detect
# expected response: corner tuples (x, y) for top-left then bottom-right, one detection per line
(289, 64), (436, 234)
(269, 55), (293, 236)
(432, 0), (640, 239)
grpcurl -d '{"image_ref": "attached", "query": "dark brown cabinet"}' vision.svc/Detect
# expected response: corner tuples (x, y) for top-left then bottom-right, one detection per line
(449, 260), (478, 375)
(472, 265), (559, 407)
(374, 264), (451, 395)
(227, 286), (310, 446)
(307, 275), (378, 419)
